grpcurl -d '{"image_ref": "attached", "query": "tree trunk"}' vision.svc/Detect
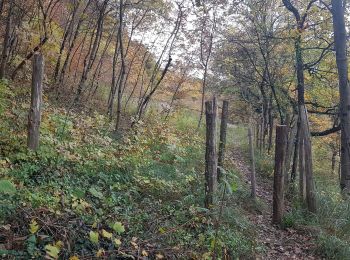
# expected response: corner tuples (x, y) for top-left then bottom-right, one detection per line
(282, 0), (317, 212)
(205, 99), (217, 208)
(256, 119), (260, 150)
(298, 120), (306, 202)
(331, 0), (350, 193)
(301, 106), (317, 212)
(259, 115), (264, 151)
(75, 0), (108, 103)
(0, 0), (4, 16)
(248, 127), (256, 199)
(284, 113), (292, 187)
(0, 1), (13, 79)
(268, 103), (274, 154)
(217, 100), (229, 182)
(57, 0), (92, 90)
(53, 1), (79, 82)
(332, 149), (337, 175)
(27, 53), (44, 151)
(291, 118), (299, 183)
(116, 0), (126, 131)
(295, 35), (316, 212)
(272, 125), (287, 225)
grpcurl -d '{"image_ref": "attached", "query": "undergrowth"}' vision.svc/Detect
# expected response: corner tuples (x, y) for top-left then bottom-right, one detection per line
(0, 85), (258, 259)
(283, 184), (350, 259)
(233, 123), (350, 259)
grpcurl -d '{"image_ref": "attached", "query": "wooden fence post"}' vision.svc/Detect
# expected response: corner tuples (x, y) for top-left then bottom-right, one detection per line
(272, 125), (287, 225)
(205, 99), (217, 208)
(27, 53), (44, 150)
(218, 100), (229, 182)
(248, 126), (256, 199)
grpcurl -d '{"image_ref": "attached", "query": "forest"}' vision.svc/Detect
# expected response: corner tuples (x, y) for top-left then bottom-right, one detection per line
(0, 0), (350, 259)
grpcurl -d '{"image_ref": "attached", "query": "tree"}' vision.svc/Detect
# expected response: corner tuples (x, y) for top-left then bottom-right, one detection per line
(282, 0), (316, 212)
(329, 0), (350, 193)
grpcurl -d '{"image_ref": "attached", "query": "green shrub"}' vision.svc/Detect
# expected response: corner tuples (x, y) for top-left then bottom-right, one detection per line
(317, 233), (350, 259)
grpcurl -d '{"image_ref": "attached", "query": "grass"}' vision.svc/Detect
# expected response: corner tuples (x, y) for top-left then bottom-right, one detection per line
(0, 87), (259, 259)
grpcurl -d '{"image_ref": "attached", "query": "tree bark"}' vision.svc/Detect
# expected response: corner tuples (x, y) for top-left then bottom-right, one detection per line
(272, 125), (287, 225)
(0, 1), (13, 79)
(298, 120), (306, 202)
(75, 0), (108, 103)
(248, 127), (257, 199)
(27, 53), (44, 151)
(268, 103), (274, 154)
(332, 149), (337, 175)
(331, 0), (350, 193)
(53, 0), (79, 82)
(217, 100), (229, 182)
(284, 113), (292, 187)
(300, 105), (317, 212)
(205, 99), (217, 208)
(116, 0), (126, 131)
(291, 118), (299, 183)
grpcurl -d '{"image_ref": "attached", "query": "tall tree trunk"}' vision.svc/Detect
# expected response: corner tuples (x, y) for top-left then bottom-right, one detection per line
(75, 0), (108, 103)
(0, 0), (4, 16)
(0, 1), (13, 79)
(217, 100), (229, 182)
(298, 123), (306, 202)
(291, 118), (299, 183)
(116, 0), (126, 131)
(57, 0), (92, 90)
(331, 0), (350, 193)
(268, 104), (274, 154)
(108, 36), (119, 117)
(295, 35), (316, 212)
(53, 1), (79, 82)
(331, 149), (337, 175)
(248, 127), (257, 199)
(272, 125), (287, 225)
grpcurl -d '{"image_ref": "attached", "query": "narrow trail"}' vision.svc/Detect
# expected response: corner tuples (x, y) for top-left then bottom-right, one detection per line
(229, 149), (319, 259)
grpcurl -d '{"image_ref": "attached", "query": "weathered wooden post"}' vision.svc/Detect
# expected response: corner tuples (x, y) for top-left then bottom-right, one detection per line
(272, 125), (287, 225)
(27, 53), (44, 150)
(205, 99), (217, 208)
(217, 100), (229, 182)
(248, 126), (256, 199)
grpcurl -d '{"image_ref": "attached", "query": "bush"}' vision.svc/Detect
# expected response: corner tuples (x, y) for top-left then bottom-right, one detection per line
(317, 233), (350, 259)
(0, 101), (258, 258)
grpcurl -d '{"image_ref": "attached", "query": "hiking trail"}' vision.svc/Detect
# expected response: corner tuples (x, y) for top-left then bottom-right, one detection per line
(229, 148), (319, 259)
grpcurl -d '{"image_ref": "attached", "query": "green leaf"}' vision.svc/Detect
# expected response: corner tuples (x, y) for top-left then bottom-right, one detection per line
(45, 244), (60, 259)
(89, 231), (99, 244)
(29, 220), (39, 234)
(231, 181), (238, 192)
(89, 187), (103, 199)
(112, 222), (125, 234)
(72, 188), (85, 199)
(114, 238), (122, 247)
(210, 238), (216, 251)
(27, 234), (37, 244)
(0, 180), (16, 194)
(102, 229), (113, 239)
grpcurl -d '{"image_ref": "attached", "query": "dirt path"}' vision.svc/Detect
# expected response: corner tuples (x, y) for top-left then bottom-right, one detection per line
(229, 149), (319, 259)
